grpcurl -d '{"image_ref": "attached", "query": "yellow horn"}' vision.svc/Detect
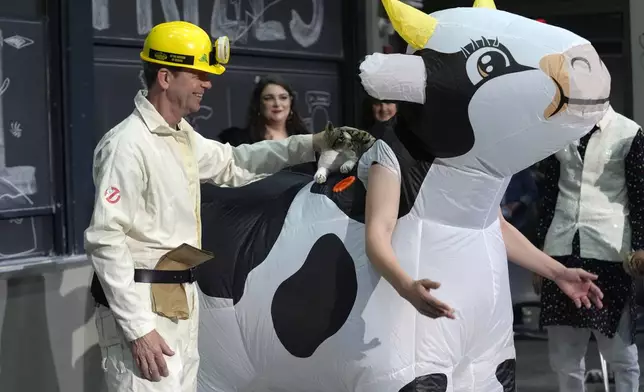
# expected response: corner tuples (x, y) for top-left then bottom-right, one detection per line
(473, 0), (496, 9)
(382, 0), (438, 50)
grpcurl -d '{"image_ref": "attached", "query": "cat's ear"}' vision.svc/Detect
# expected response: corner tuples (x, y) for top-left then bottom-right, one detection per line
(324, 121), (334, 132)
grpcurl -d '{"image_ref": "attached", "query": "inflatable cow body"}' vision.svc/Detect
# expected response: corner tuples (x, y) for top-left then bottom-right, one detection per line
(196, 0), (611, 391)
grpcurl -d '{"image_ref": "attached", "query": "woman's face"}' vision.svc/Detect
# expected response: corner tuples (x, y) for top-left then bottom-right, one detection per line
(260, 83), (292, 125)
(372, 102), (397, 123)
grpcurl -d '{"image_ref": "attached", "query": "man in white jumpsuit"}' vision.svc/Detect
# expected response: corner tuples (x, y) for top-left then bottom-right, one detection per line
(84, 21), (336, 392)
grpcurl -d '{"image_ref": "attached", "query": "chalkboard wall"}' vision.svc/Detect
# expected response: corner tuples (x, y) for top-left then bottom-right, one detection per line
(92, 0), (343, 58)
(0, 15), (56, 259)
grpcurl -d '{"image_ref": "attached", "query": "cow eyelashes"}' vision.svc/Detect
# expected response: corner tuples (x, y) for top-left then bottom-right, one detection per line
(464, 46), (512, 86)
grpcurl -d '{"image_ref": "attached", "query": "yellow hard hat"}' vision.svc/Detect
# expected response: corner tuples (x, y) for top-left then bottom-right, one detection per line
(140, 21), (230, 75)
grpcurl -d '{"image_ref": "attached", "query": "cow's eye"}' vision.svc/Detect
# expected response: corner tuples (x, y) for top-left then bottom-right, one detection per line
(465, 48), (511, 85)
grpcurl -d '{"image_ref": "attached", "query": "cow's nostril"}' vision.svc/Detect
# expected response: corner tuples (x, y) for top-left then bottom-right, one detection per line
(570, 57), (591, 72)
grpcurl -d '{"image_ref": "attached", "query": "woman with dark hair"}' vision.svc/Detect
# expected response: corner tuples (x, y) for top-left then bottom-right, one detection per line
(216, 75), (316, 175)
(245, 75), (310, 143)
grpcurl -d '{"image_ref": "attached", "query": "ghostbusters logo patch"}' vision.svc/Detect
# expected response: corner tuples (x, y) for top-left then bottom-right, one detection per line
(104, 186), (121, 204)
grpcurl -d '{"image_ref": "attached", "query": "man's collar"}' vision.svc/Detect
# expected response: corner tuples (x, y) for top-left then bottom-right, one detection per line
(596, 105), (615, 132)
(134, 90), (191, 135)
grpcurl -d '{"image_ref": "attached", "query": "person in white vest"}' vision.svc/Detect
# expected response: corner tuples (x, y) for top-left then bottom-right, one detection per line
(535, 105), (644, 391)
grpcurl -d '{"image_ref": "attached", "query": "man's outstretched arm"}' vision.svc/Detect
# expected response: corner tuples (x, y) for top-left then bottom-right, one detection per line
(194, 131), (325, 187)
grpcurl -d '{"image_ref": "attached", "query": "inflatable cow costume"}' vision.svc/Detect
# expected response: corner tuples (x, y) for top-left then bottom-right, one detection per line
(196, 0), (611, 390)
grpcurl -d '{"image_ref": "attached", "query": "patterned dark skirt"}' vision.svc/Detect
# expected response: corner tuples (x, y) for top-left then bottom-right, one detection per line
(539, 255), (636, 343)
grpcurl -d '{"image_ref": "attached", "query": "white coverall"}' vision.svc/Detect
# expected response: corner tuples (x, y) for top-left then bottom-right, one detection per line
(84, 90), (317, 392)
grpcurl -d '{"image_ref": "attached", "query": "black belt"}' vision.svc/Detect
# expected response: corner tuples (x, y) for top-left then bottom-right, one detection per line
(134, 267), (198, 284)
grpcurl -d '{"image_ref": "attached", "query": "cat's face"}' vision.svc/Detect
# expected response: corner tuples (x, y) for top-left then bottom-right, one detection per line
(323, 123), (375, 152)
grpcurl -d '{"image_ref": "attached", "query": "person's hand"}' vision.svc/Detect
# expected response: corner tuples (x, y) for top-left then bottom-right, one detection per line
(623, 250), (644, 277)
(130, 329), (175, 382)
(553, 268), (604, 309)
(399, 279), (456, 319)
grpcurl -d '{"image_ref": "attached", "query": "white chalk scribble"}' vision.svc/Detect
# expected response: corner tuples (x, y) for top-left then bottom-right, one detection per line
(3, 35), (34, 50)
(9, 122), (21, 138)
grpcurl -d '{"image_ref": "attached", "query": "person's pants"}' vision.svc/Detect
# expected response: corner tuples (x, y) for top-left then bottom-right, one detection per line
(547, 307), (639, 392)
(95, 288), (200, 392)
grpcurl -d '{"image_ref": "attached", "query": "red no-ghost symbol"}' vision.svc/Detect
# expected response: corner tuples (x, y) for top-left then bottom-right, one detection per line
(104, 186), (121, 204)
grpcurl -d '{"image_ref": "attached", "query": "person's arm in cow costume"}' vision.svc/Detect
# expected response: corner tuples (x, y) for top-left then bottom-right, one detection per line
(365, 163), (456, 319)
(499, 210), (604, 309)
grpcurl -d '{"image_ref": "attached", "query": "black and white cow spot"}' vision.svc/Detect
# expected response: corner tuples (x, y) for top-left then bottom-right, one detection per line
(398, 373), (448, 392)
(271, 233), (358, 358)
(197, 172), (311, 302)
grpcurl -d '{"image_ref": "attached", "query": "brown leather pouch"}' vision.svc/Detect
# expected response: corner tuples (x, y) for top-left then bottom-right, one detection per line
(150, 243), (213, 320)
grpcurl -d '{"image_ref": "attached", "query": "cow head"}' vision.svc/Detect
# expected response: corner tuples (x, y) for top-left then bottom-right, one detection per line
(359, 0), (610, 176)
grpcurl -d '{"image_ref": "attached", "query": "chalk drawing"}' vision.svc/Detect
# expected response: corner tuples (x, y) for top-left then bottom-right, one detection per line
(92, 0), (324, 49)
(301, 90), (330, 133)
(187, 105), (214, 133)
(0, 178), (38, 259)
(249, 0), (286, 42)
(222, 0), (287, 44)
(9, 122), (21, 138)
(289, 0), (323, 48)
(0, 78), (8, 97)
(211, 0), (250, 44)
(0, 26), (39, 257)
(224, 0), (323, 46)
(92, 0), (110, 31)
(136, 0), (152, 35)
(3, 35), (34, 50)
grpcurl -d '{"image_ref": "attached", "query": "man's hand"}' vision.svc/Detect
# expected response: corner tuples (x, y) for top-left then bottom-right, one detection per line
(399, 279), (456, 319)
(131, 329), (175, 382)
(623, 250), (644, 277)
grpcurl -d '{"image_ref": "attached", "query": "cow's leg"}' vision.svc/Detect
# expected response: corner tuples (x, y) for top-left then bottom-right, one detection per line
(453, 329), (516, 392)
(449, 356), (515, 392)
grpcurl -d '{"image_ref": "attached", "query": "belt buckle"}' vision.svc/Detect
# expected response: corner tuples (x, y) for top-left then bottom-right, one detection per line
(188, 267), (196, 283)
